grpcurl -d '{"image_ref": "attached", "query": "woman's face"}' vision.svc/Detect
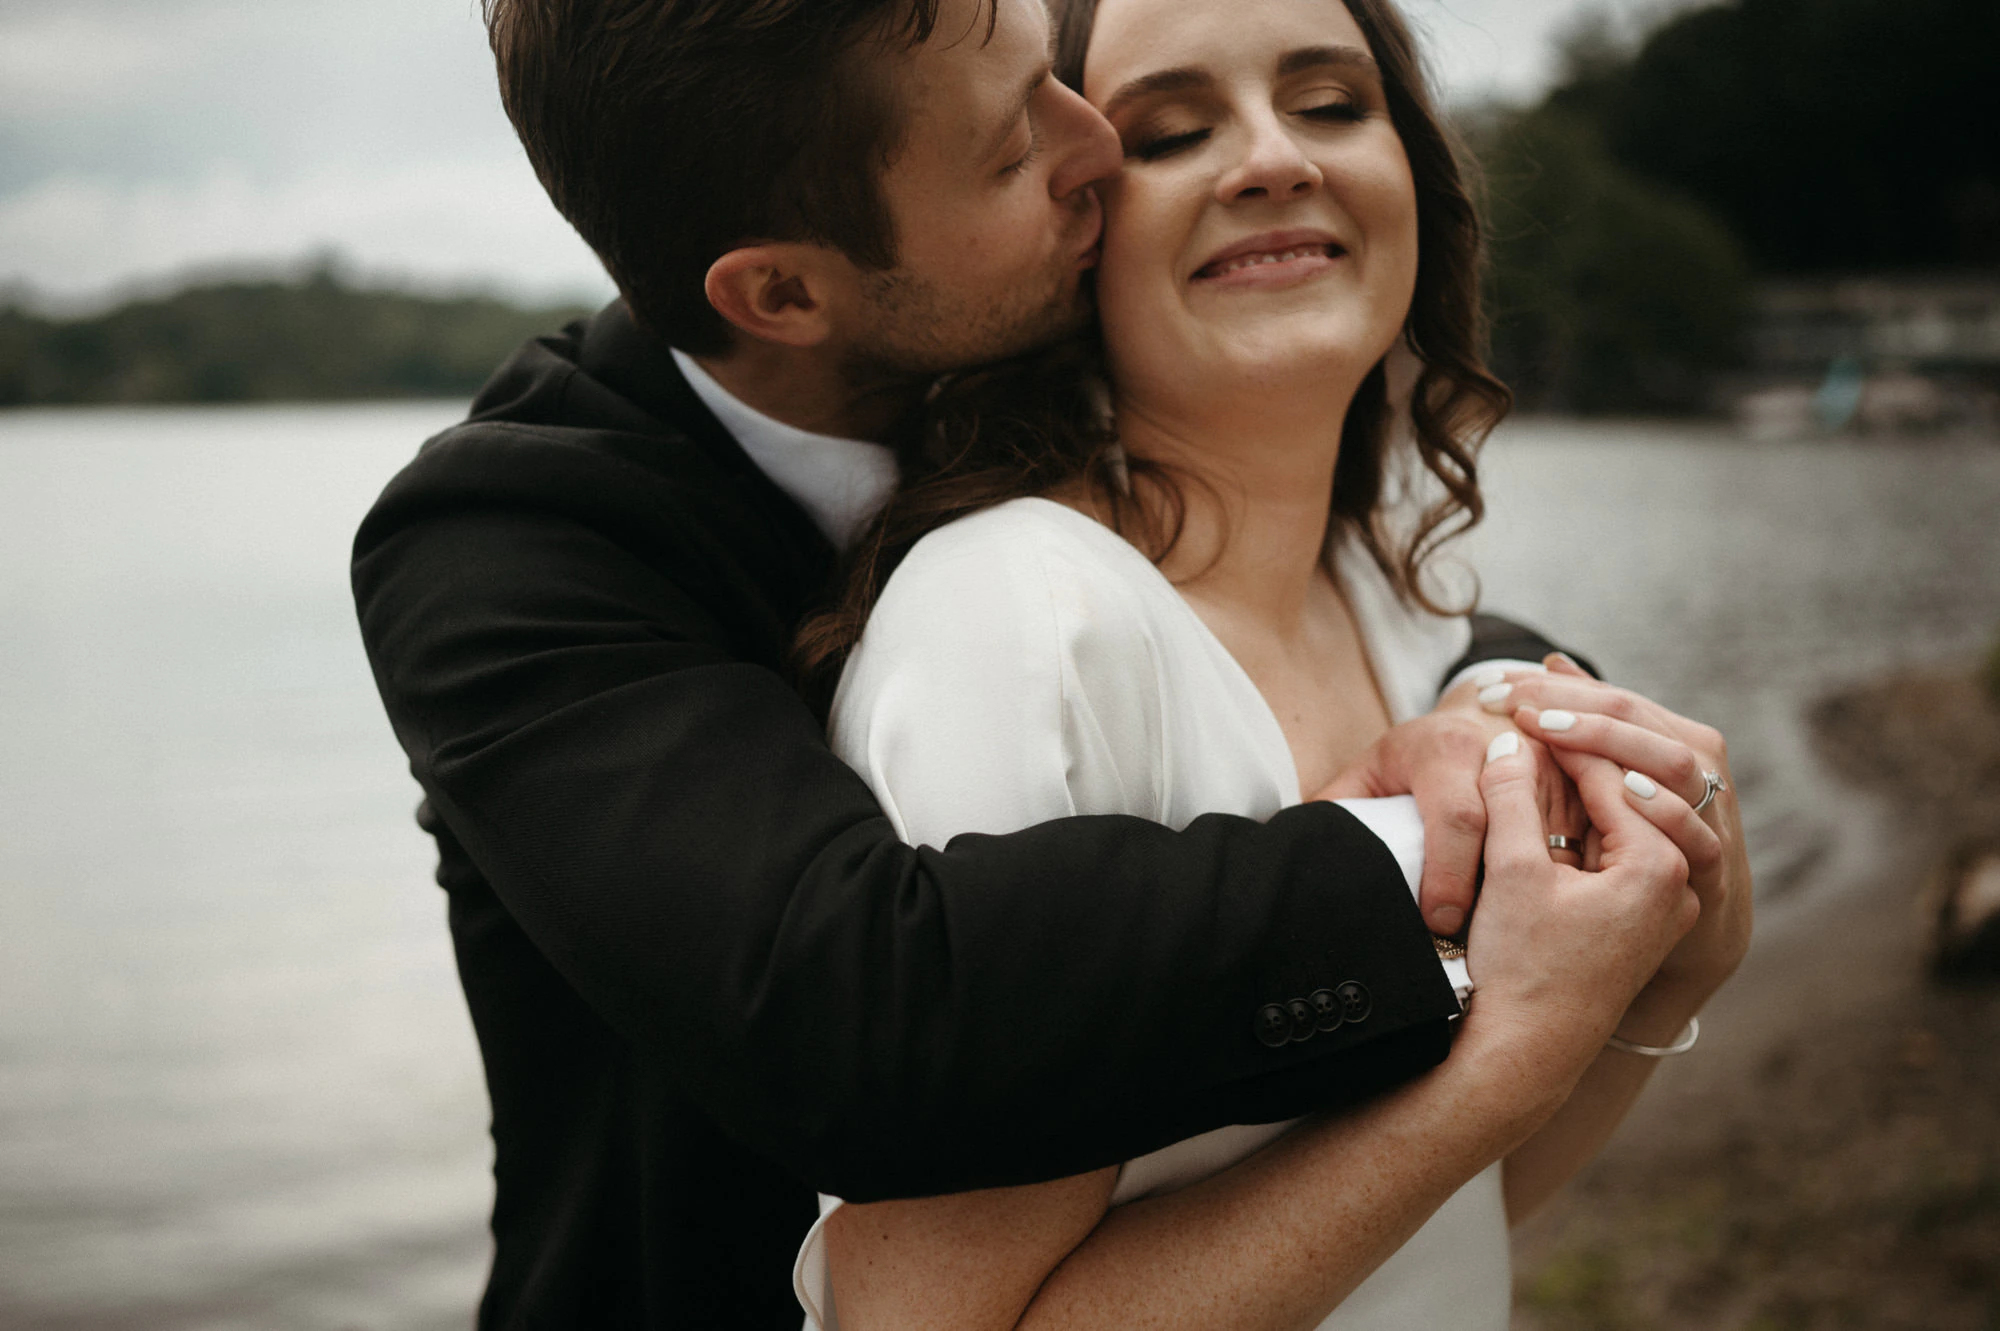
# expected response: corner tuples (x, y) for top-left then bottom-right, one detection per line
(1082, 0), (1419, 414)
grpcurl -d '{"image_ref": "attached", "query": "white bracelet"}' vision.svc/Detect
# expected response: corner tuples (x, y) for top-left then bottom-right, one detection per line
(1606, 1015), (1699, 1057)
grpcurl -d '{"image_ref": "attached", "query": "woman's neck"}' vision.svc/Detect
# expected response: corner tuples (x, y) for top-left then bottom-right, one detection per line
(1108, 376), (1392, 792)
(1113, 381), (1353, 631)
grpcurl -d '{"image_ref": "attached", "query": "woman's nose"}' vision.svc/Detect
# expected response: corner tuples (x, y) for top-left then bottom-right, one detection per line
(1215, 117), (1322, 204)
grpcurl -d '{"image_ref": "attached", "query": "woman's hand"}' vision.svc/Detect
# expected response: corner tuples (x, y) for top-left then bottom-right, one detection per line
(1482, 738), (1724, 1220)
(1314, 692), (1588, 936)
(1495, 655), (1753, 1012)
(1461, 733), (1699, 1080)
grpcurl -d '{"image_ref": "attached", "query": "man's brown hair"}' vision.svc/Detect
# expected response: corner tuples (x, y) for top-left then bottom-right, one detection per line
(484, 0), (951, 353)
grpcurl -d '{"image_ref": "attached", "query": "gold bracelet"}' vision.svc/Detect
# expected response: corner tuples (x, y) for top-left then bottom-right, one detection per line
(1606, 1016), (1699, 1057)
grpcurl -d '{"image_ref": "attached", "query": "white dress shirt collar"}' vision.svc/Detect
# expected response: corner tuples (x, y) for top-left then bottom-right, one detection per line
(671, 349), (900, 553)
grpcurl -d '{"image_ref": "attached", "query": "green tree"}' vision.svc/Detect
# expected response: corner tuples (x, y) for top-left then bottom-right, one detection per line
(0, 264), (593, 407)
(1549, 0), (2000, 273)
(1474, 106), (1752, 414)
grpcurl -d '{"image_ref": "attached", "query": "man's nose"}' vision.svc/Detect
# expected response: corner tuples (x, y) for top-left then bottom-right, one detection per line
(1045, 80), (1123, 200)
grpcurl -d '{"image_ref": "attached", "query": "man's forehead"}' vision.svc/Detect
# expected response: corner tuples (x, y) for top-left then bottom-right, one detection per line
(896, 0), (1052, 152)
(900, 0), (1050, 72)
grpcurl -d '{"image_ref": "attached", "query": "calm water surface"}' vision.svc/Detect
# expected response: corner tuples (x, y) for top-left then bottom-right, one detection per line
(2, 405), (1997, 1328)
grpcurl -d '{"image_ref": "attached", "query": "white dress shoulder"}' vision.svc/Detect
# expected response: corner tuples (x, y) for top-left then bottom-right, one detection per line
(793, 497), (1509, 1331)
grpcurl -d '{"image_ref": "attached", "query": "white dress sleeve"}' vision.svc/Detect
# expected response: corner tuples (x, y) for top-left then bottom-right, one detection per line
(799, 503), (1170, 1331)
(827, 503), (1169, 845)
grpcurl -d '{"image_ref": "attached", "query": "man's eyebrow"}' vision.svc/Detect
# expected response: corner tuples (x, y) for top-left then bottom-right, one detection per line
(1103, 45), (1381, 120)
(981, 65), (1050, 162)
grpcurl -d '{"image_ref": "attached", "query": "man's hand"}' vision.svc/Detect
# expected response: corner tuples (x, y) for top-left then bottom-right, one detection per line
(1314, 686), (1584, 937)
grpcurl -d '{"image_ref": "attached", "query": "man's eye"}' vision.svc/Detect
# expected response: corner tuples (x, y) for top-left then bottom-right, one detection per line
(1127, 128), (1209, 162)
(1002, 141), (1043, 176)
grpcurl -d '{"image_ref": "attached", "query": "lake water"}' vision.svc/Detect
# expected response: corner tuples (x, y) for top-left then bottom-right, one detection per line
(3, 405), (1997, 1329)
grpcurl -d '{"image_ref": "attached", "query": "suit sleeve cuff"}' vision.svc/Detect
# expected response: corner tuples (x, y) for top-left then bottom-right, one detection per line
(1329, 796), (1424, 902)
(1331, 795), (1473, 1010)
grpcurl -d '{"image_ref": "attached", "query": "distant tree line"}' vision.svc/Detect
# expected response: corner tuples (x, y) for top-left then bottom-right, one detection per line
(4, 0), (1991, 414)
(0, 265), (592, 407)
(1470, 0), (1998, 413)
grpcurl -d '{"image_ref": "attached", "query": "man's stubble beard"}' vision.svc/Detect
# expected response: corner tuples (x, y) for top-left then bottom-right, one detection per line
(839, 260), (1095, 394)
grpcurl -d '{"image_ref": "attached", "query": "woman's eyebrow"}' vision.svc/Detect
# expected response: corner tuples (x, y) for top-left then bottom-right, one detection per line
(1101, 45), (1380, 120)
(1277, 44), (1379, 78)
(1101, 67), (1211, 120)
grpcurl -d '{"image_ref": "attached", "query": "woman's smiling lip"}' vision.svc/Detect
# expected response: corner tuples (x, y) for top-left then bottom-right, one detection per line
(1191, 228), (1348, 285)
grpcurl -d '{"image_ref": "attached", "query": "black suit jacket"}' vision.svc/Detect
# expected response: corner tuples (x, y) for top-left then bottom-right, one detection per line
(351, 302), (1563, 1329)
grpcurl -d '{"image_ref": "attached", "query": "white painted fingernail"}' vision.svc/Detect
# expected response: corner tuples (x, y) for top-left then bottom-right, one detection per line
(1473, 666), (1508, 689)
(1624, 770), (1658, 799)
(1486, 732), (1519, 764)
(1538, 709), (1577, 732)
(1478, 682), (1513, 713)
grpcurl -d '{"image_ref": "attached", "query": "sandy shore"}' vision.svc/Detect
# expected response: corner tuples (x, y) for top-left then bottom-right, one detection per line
(1510, 665), (2000, 1330)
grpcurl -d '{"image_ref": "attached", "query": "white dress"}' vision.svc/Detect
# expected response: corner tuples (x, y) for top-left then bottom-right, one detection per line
(793, 497), (1510, 1331)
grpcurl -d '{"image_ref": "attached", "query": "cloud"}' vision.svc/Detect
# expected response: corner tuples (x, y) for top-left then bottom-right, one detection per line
(0, 160), (612, 308)
(0, 11), (164, 109)
(1403, 0), (1703, 103)
(0, 0), (613, 304)
(0, 0), (506, 191)
(0, 0), (1689, 304)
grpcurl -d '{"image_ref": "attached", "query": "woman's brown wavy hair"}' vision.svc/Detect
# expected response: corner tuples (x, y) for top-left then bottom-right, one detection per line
(795, 0), (1510, 697)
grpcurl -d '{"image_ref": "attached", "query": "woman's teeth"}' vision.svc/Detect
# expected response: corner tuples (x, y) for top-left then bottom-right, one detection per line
(1202, 245), (1331, 277)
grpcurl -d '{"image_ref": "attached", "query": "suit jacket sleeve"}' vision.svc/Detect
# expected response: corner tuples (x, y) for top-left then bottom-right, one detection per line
(1440, 612), (1600, 689)
(353, 432), (1492, 1203)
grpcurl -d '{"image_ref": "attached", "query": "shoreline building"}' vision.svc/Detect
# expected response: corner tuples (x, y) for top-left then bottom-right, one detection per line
(1739, 271), (2000, 436)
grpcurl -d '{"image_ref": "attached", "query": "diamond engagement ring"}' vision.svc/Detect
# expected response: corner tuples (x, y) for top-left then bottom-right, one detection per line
(1692, 769), (1727, 814)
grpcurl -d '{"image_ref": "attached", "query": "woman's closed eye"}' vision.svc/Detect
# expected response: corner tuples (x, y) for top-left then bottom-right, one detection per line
(1299, 98), (1367, 125)
(1125, 124), (1210, 162)
(1124, 98), (1369, 163)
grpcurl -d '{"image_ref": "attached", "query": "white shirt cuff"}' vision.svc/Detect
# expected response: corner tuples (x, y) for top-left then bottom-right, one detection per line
(1439, 657), (1546, 701)
(1330, 796), (1424, 901)
(1332, 795), (1474, 1011)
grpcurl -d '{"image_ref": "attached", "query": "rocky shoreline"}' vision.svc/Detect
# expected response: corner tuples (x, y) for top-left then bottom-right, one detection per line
(1510, 663), (2000, 1330)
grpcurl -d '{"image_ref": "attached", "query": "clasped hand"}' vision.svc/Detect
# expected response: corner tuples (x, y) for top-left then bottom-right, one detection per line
(1315, 654), (1752, 1019)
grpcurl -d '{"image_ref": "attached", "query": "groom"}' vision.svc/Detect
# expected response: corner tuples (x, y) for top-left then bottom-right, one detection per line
(354, 0), (1582, 1325)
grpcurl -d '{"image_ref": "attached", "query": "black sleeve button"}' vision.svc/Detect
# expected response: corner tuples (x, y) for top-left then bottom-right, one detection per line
(1308, 988), (1345, 1033)
(1255, 1003), (1293, 1048)
(1335, 980), (1373, 1024)
(1286, 998), (1316, 1043)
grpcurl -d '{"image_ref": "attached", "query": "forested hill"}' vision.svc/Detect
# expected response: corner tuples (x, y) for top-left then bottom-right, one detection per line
(1476, 0), (1998, 413)
(0, 270), (594, 407)
(1545, 0), (1999, 276)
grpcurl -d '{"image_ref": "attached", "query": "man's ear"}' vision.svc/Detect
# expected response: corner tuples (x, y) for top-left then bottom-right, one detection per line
(704, 244), (841, 348)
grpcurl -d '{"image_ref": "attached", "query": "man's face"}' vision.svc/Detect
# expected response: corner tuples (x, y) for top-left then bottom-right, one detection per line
(834, 0), (1121, 381)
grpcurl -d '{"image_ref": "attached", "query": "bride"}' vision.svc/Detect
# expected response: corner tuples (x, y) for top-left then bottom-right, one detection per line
(791, 0), (1749, 1325)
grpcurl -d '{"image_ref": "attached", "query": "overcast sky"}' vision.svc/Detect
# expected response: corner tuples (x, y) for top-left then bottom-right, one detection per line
(0, 0), (1686, 309)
